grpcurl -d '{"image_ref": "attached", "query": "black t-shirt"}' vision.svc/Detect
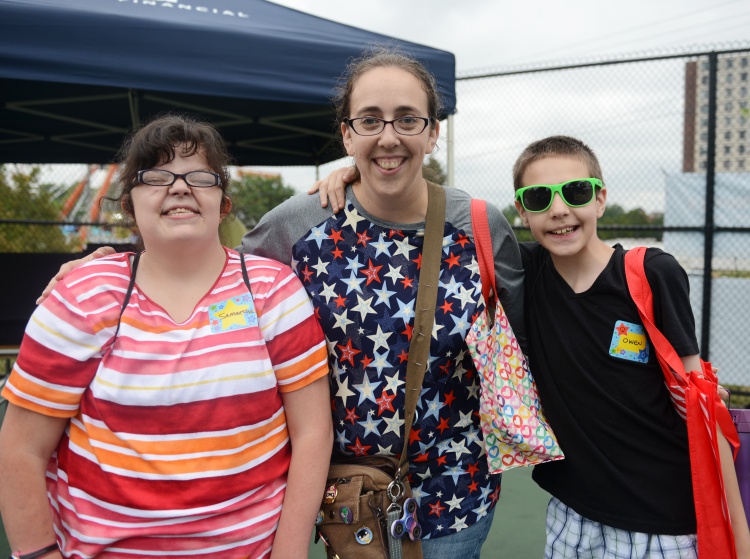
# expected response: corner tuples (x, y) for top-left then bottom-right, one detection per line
(522, 243), (699, 534)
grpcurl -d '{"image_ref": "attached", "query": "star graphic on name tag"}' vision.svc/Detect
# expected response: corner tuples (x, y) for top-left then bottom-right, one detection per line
(217, 299), (250, 329)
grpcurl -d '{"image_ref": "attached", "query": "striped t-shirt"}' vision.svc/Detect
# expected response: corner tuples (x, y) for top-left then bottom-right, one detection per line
(3, 248), (329, 558)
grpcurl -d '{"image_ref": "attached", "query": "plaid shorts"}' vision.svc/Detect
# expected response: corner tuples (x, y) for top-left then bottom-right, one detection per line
(545, 497), (697, 559)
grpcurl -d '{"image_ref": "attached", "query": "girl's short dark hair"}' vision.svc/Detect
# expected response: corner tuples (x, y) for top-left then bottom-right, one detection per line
(114, 113), (231, 217)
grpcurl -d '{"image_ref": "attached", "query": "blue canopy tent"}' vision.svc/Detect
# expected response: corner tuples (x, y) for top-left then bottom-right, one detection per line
(0, 0), (456, 166)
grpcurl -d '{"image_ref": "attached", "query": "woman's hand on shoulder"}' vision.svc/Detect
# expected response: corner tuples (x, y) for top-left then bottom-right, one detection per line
(36, 246), (117, 304)
(307, 166), (359, 213)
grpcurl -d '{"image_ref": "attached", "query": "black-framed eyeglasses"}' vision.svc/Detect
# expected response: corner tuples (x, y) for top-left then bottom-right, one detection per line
(344, 116), (432, 136)
(136, 169), (222, 188)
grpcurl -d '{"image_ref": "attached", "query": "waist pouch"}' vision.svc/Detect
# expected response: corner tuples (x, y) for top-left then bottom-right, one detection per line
(317, 456), (423, 559)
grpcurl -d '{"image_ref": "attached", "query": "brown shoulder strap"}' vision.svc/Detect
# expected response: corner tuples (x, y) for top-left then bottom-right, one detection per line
(399, 181), (446, 475)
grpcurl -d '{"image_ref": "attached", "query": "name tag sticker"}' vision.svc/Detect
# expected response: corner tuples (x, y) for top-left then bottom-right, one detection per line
(209, 293), (258, 333)
(609, 320), (649, 363)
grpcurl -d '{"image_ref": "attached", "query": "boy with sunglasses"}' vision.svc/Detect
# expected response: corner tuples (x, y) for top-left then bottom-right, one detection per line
(514, 135), (750, 558)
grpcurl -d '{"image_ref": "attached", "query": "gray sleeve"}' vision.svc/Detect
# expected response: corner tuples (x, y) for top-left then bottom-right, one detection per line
(238, 192), (333, 265)
(486, 201), (527, 348)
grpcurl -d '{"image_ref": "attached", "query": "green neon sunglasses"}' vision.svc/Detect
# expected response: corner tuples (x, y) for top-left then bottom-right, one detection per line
(515, 178), (603, 213)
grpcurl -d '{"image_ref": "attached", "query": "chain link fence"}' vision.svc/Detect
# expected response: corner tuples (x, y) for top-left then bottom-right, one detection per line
(2, 44), (749, 388)
(429, 44), (750, 388)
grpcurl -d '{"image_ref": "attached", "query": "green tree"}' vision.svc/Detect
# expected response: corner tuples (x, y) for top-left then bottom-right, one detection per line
(229, 173), (296, 228)
(0, 166), (78, 253)
(498, 203), (663, 243)
(599, 204), (664, 241)
(422, 156), (447, 184)
(500, 204), (535, 242)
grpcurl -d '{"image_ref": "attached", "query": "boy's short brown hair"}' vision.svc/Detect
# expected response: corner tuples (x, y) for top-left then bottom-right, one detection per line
(512, 135), (603, 190)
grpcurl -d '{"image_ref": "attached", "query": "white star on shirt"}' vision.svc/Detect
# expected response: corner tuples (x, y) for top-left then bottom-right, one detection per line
(384, 264), (404, 283)
(448, 439), (471, 459)
(367, 325), (392, 352)
(351, 294), (377, 321)
(358, 415), (383, 437)
(371, 235), (393, 258)
(445, 494), (464, 512)
(455, 410), (474, 429)
(335, 375), (356, 402)
(305, 223), (329, 248)
(454, 285), (477, 310)
(311, 257), (329, 277)
(393, 237), (416, 259)
(342, 271), (365, 295)
(467, 255), (480, 279)
(384, 372), (405, 394)
(372, 283), (397, 308)
(383, 409), (403, 436)
(342, 206), (367, 230)
(319, 282), (337, 303)
(450, 515), (469, 532)
(333, 309), (354, 332)
(353, 375), (381, 404)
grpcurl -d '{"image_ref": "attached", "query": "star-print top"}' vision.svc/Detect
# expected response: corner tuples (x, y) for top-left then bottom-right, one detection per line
(243, 185), (525, 539)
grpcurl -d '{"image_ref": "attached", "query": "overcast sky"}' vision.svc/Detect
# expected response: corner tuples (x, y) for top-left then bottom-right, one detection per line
(255, 0), (750, 211)
(270, 0), (750, 73)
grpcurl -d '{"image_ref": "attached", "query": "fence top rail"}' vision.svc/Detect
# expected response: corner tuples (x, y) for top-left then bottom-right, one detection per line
(458, 45), (750, 81)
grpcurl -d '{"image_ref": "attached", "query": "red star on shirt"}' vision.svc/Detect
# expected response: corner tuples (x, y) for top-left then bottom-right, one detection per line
(455, 233), (470, 248)
(344, 407), (360, 424)
(360, 354), (373, 369)
(436, 416), (451, 434)
(436, 455), (448, 466)
(413, 252), (423, 270)
(401, 276), (414, 289)
(467, 480), (479, 493)
(466, 461), (480, 478)
(438, 360), (453, 376)
(413, 451), (430, 463)
(409, 427), (422, 444)
(347, 437), (371, 456)
(300, 265), (313, 283)
(331, 246), (344, 259)
(616, 323), (630, 336)
(397, 349), (409, 363)
(361, 259), (383, 285)
(490, 486), (501, 504)
(440, 300), (454, 314)
(329, 228), (344, 244)
(337, 339), (361, 366)
(388, 229), (405, 238)
(334, 294), (347, 308)
(444, 390), (456, 407)
(375, 391), (396, 415)
(356, 230), (372, 246)
(428, 500), (447, 517)
(445, 252), (460, 268)
(401, 323), (413, 341)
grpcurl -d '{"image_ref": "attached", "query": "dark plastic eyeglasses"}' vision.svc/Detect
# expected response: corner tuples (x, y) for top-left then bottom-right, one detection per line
(136, 169), (222, 188)
(344, 116), (432, 136)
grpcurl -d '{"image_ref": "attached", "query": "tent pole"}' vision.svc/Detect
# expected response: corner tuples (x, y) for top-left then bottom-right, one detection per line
(128, 89), (140, 129)
(315, 164), (320, 181)
(447, 114), (454, 186)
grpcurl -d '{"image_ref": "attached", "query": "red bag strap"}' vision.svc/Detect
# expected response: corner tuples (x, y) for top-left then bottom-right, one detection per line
(624, 246), (738, 559)
(470, 198), (496, 306)
(624, 247), (690, 416)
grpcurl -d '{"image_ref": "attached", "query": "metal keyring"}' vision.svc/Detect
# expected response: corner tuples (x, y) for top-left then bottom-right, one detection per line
(387, 479), (405, 502)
